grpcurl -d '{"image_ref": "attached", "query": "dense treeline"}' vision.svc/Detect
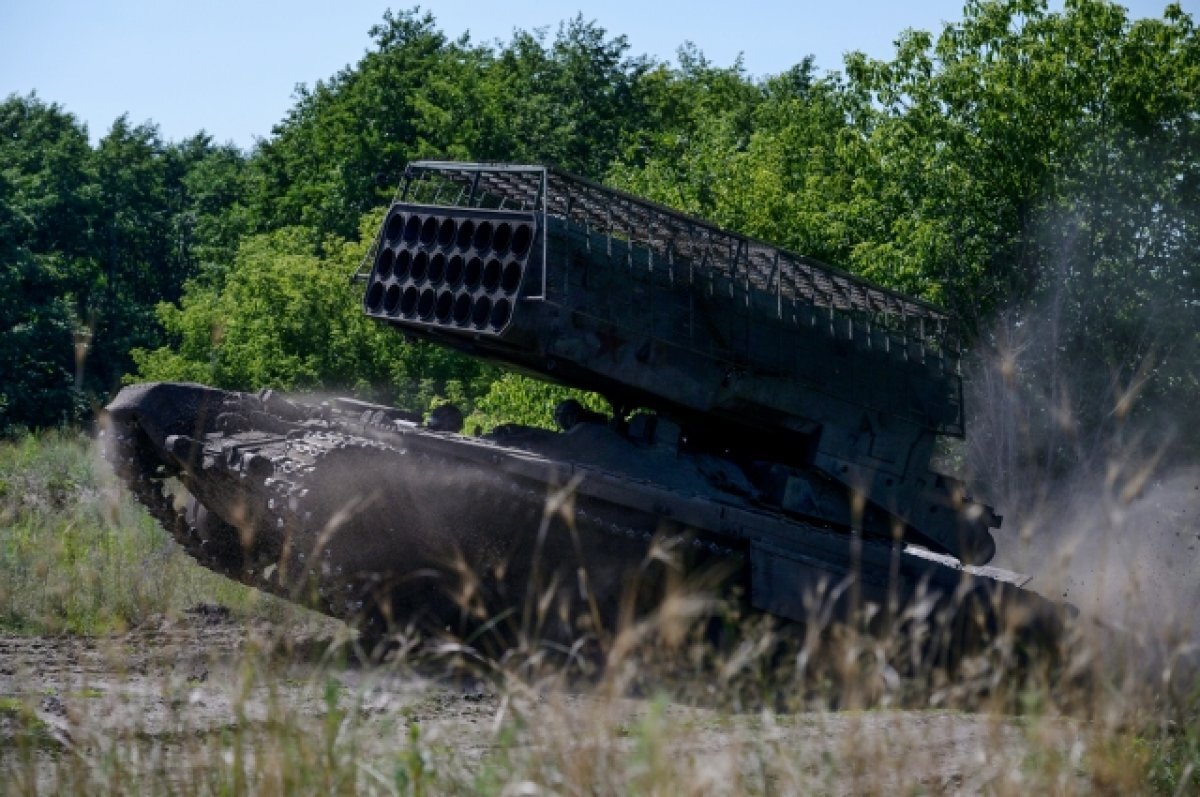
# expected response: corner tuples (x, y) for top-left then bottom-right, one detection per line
(2, 1), (1197, 461)
(0, 103), (249, 429)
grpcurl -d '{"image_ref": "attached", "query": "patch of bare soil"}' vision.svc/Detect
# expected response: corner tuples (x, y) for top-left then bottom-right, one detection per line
(0, 606), (308, 741)
(0, 606), (1092, 794)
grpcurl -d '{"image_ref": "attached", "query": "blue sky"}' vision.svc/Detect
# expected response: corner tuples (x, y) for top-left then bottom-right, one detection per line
(1, 0), (1190, 150)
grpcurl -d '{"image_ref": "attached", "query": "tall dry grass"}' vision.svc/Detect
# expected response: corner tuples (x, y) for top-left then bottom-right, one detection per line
(0, 431), (1197, 795)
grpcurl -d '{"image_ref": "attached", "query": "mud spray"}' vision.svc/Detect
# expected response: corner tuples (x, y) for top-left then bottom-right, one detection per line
(962, 251), (1200, 685)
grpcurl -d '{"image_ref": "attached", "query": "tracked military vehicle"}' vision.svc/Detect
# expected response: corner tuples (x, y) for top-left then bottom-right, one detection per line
(105, 161), (1061, 653)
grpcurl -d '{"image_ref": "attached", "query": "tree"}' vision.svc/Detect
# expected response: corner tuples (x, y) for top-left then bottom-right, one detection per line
(132, 215), (490, 412)
(0, 95), (96, 430)
(87, 118), (252, 403)
(246, 10), (659, 240)
(0, 95), (252, 432)
(835, 0), (1199, 467)
(247, 10), (472, 238)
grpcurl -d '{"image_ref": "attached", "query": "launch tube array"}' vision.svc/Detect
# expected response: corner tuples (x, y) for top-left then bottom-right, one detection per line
(364, 205), (534, 335)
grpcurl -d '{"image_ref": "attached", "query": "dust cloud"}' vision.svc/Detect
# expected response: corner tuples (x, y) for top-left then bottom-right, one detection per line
(961, 290), (1200, 673)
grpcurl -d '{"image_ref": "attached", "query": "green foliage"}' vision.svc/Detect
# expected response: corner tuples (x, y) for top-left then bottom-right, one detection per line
(1143, 717), (1200, 795)
(135, 225), (370, 391)
(0, 431), (264, 633)
(610, 54), (869, 277)
(839, 0), (1200, 462)
(5, 2), (1198, 453)
(615, 0), (1200, 460)
(132, 214), (490, 414)
(840, 0), (1200, 330)
(466, 373), (608, 433)
(0, 95), (250, 433)
(247, 10), (653, 240)
(0, 97), (95, 431)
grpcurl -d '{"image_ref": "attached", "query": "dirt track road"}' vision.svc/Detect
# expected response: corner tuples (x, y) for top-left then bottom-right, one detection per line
(0, 607), (1095, 795)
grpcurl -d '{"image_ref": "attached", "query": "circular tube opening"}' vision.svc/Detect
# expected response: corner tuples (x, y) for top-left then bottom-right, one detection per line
(420, 216), (439, 247)
(492, 222), (512, 254)
(445, 254), (465, 288)
(456, 219), (475, 250)
(411, 251), (429, 284)
(489, 298), (512, 331)
(482, 258), (503, 294)
(471, 296), (493, 329)
(511, 224), (533, 257)
(428, 253), (447, 286)
(501, 261), (522, 294)
(437, 217), (457, 248)
(366, 281), (385, 312)
(394, 249), (412, 281)
(435, 290), (454, 323)
(473, 221), (494, 252)
(417, 288), (436, 319)
(375, 247), (395, 280)
(452, 293), (472, 326)
(403, 215), (422, 244)
(384, 284), (402, 315)
(400, 286), (419, 317)
(386, 212), (405, 243)
(464, 256), (483, 290)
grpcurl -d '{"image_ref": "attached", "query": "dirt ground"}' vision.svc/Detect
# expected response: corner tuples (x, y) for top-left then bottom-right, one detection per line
(0, 604), (1102, 795)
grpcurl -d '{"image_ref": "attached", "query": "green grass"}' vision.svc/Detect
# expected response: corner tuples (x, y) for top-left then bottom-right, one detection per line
(0, 430), (284, 634)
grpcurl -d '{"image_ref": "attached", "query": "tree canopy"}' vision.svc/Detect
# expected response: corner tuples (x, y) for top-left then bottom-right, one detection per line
(0, 97), (251, 430)
(2, 1), (1196, 461)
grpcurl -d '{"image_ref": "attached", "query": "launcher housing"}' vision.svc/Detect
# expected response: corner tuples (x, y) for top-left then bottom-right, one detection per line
(356, 162), (995, 563)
